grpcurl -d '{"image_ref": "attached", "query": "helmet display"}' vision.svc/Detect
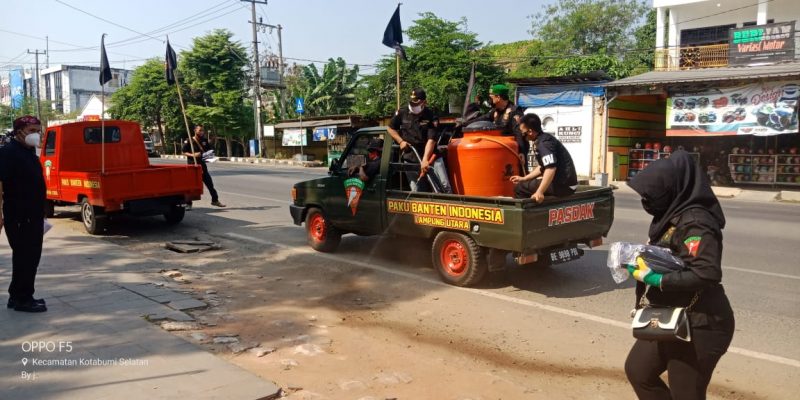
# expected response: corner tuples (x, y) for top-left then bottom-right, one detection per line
(644, 142), (653, 150)
(653, 142), (662, 152)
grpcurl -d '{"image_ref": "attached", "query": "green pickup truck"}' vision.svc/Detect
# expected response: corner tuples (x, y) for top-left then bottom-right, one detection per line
(290, 127), (615, 287)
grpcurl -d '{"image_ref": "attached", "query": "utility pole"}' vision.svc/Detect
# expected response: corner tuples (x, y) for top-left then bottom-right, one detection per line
(257, 22), (284, 119)
(46, 36), (49, 68)
(242, 0), (267, 157)
(27, 49), (46, 121)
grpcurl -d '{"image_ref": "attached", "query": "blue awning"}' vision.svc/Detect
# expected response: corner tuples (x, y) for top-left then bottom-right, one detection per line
(517, 84), (606, 107)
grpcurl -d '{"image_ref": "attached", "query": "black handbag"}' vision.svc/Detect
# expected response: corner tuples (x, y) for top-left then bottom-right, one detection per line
(631, 288), (699, 342)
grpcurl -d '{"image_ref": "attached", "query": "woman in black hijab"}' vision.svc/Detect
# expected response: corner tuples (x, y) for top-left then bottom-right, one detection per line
(625, 150), (734, 400)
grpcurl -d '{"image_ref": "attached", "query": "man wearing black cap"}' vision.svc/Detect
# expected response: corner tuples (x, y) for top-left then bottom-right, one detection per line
(482, 84), (529, 171)
(387, 88), (451, 192)
(350, 138), (382, 183)
(0, 116), (48, 312)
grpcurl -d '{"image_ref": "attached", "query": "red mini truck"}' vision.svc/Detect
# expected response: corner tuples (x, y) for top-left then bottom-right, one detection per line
(41, 120), (203, 234)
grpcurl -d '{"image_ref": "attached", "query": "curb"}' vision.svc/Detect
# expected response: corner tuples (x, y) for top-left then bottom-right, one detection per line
(160, 154), (325, 168)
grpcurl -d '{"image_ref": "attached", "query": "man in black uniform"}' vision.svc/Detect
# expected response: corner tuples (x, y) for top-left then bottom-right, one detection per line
(510, 113), (577, 203)
(387, 88), (451, 193)
(183, 125), (225, 207)
(482, 84), (529, 170)
(0, 116), (47, 312)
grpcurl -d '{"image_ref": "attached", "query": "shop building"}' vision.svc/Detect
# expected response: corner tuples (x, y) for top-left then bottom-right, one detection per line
(602, 0), (800, 187)
(268, 115), (375, 165)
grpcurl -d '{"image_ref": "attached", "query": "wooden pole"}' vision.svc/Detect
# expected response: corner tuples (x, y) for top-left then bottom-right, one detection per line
(395, 52), (401, 110)
(173, 76), (196, 159)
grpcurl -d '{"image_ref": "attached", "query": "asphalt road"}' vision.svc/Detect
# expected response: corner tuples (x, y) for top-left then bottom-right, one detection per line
(157, 159), (800, 368)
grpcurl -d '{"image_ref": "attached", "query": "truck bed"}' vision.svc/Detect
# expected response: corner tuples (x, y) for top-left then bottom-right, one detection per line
(385, 185), (614, 253)
(56, 165), (203, 211)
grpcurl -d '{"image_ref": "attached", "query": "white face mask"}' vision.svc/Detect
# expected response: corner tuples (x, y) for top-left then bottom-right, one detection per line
(24, 133), (41, 148)
(409, 104), (423, 114)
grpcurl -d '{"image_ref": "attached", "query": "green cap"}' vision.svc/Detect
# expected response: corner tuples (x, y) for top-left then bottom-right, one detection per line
(490, 84), (509, 96)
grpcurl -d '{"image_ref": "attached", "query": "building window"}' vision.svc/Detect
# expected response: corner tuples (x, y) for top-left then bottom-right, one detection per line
(44, 75), (51, 101)
(680, 24), (736, 46)
(53, 73), (63, 113)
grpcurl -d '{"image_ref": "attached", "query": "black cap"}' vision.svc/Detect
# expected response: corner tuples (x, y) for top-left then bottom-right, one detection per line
(410, 88), (426, 105)
(367, 138), (383, 151)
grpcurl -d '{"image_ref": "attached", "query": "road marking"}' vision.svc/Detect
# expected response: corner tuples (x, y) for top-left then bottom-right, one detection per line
(724, 266), (800, 280)
(223, 191), (291, 204)
(225, 232), (800, 369)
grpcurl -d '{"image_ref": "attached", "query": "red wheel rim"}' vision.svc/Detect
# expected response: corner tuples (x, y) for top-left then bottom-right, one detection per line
(440, 239), (468, 277)
(309, 214), (326, 243)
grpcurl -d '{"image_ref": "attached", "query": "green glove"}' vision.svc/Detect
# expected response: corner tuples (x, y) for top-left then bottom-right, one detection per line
(627, 257), (663, 288)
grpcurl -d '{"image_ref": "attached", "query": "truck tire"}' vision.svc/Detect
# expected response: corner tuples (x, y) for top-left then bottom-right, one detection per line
(306, 208), (341, 253)
(164, 205), (186, 224)
(45, 200), (55, 218)
(81, 198), (107, 235)
(432, 231), (487, 287)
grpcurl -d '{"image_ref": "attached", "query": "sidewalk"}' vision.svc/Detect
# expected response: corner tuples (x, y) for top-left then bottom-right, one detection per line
(611, 180), (800, 203)
(0, 226), (280, 399)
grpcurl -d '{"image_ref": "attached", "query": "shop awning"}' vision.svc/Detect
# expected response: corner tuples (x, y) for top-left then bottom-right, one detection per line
(605, 62), (800, 88)
(274, 118), (355, 129)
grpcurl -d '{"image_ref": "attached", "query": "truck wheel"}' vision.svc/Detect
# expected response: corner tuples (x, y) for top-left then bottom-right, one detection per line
(164, 205), (186, 224)
(45, 200), (55, 218)
(432, 231), (487, 287)
(81, 198), (106, 235)
(306, 208), (341, 252)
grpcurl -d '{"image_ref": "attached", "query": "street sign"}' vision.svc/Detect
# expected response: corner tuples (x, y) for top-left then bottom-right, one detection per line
(295, 97), (305, 115)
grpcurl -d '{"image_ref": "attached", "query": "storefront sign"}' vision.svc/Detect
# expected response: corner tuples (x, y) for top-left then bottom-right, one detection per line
(556, 126), (582, 143)
(729, 22), (795, 66)
(666, 80), (800, 136)
(313, 126), (336, 141)
(282, 128), (307, 146)
(263, 125), (275, 138)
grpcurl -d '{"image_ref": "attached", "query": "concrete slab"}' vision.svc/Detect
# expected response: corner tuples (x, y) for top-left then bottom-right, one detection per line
(711, 186), (742, 198)
(731, 189), (779, 202)
(166, 299), (207, 311)
(779, 190), (800, 203)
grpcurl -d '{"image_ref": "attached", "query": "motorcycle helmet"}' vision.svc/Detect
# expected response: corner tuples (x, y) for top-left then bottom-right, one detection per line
(644, 142), (653, 150)
(731, 147), (740, 155)
(692, 146), (700, 153)
(673, 99), (685, 109)
(698, 97), (710, 108)
(712, 97), (728, 108)
(757, 149), (765, 155)
(653, 143), (662, 152)
(663, 145), (672, 153)
(790, 147), (798, 155)
(768, 148), (775, 155)
(685, 112), (696, 122)
(685, 98), (697, 109)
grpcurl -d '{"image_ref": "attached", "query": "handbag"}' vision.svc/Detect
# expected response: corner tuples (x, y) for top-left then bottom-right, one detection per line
(631, 287), (699, 342)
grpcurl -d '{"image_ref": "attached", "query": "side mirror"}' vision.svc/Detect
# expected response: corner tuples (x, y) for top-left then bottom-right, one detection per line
(329, 158), (341, 175)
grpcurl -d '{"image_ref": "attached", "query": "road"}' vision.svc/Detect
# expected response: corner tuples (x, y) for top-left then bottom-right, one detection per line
(60, 160), (800, 399)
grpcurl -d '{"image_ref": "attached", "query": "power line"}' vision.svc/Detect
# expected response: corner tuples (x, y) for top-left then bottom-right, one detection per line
(54, 0), (165, 44)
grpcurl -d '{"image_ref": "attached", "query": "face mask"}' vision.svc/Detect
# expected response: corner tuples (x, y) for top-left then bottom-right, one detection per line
(640, 191), (672, 217)
(24, 133), (41, 148)
(409, 104), (423, 114)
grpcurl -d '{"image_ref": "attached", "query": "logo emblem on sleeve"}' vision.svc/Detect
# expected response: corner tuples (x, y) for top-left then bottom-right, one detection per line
(683, 236), (701, 257)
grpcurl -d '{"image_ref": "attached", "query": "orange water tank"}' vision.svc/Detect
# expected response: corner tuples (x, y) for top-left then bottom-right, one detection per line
(447, 126), (522, 197)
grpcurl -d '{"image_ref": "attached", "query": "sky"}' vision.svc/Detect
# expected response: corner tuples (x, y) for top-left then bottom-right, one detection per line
(0, 0), (551, 74)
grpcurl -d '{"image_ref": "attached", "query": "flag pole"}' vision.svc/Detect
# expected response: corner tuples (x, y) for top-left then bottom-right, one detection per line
(166, 36), (195, 158)
(174, 76), (195, 159)
(100, 34), (107, 175)
(395, 52), (401, 110)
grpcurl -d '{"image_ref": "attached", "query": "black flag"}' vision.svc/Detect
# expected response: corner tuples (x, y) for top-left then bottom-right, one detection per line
(99, 35), (112, 85)
(382, 5), (407, 60)
(165, 39), (178, 85)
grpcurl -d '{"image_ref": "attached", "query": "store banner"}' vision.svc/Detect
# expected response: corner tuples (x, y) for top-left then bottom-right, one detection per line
(666, 80), (799, 137)
(282, 128), (307, 146)
(729, 22), (795, 66)
(9, 68), (24, 109)
(312, 126), (336, 141)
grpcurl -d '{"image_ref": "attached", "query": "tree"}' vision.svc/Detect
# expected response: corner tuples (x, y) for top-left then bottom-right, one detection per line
(180, 29), (252, 156)
(355, 13), (505, 118)
(529, 0), (648, 56)
(108, 59), (182, 151)
(274, 58), (360, 119)
(526, 0), (652, 78)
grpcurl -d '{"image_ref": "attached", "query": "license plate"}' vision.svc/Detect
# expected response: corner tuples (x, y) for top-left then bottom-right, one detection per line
(548, 247), (582, 265)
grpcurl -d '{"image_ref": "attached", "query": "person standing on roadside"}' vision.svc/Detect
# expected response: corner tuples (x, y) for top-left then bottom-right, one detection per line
(183, 125), (226, 207)
(0, 116), (48, 312)
(625, 150), (735, 400)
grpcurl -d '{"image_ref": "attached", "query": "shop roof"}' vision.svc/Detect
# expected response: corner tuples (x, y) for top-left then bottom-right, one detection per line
(605, 62), (800, 87)
(509, 71), (611, 86)
(274, 117), (358, 129)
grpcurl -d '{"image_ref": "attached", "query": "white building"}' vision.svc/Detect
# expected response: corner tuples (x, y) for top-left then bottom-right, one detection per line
(38, 65), (132, 114)
(654, 0), (800, 70)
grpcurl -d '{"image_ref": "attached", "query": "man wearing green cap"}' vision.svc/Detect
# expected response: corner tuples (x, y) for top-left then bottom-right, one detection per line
(482, 84), (529, 171)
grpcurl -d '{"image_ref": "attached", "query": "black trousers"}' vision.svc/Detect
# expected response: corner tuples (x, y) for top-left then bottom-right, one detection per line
(5, 218), (44, 301)
(200, 162), (219, 202)
(625, 322), (734, 400)
(514, 178), (575, 199)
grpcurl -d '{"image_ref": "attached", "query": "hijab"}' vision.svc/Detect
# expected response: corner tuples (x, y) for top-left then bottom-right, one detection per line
(628, 150), (726, 242)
